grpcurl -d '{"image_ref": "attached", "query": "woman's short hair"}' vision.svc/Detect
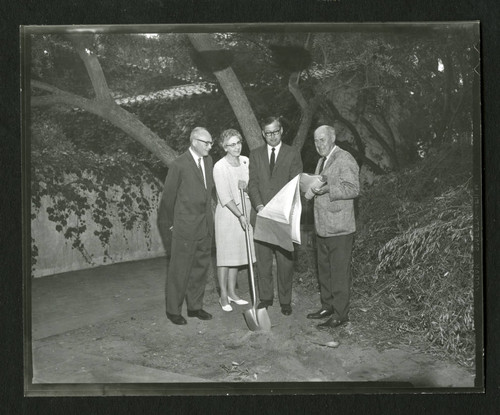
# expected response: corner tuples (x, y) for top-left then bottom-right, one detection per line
(219, 129), (243, 148)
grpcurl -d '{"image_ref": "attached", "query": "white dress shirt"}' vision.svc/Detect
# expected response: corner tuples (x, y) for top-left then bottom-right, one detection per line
(189, 147), (206, 188)
(267, 141), (282, 162)
(322, 145), (337, 169)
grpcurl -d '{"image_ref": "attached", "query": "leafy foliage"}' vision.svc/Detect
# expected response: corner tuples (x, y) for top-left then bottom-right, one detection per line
(312, 28), (477, 160)
(31, 115), (160, 265)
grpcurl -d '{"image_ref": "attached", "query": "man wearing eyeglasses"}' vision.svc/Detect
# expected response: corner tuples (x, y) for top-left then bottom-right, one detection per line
(158, 127), (215, 325)
(248, 116), (303, 316)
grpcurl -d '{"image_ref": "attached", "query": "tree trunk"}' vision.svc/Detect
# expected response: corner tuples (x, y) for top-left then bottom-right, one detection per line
(288, 63), (318, 150)
(288, 70), (308, 110)
(70, 35), (113, 102)
(292, 98), (319, 150)
(188, 33), (263, 150)
(288, 33), (318, 151)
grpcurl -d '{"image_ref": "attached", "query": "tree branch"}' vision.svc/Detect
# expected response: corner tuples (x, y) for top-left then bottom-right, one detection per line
(321, 74), (360, 95)
(67, 34), (113, 102)
(31, 80), (178, 167)
(30, 80), (68, 95)
(320, 98), (366, 159)
(31, 80), (99, 111)
(378, 110), (399, 155)
(336, 140), (386, 175)
(447, 85), (470, 134)
(360, 116), (400, 170)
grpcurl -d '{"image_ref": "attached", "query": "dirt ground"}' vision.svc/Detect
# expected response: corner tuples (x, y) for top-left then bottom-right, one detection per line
(31, 256), (475, 389)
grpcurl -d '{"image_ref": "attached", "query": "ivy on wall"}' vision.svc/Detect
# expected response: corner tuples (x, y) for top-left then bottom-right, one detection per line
(31, 117), (161, 268)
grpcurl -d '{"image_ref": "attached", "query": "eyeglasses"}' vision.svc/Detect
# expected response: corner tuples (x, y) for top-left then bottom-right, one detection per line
(195, 138), (213, 146)
(225, 141), (242, 148)
(264, 129), (281, 137)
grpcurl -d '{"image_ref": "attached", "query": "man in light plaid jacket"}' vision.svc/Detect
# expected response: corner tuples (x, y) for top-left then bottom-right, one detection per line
(307, 125), (360, 330)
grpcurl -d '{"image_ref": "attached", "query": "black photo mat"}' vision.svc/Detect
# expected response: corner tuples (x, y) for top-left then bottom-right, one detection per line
(3, 0), (500, 413)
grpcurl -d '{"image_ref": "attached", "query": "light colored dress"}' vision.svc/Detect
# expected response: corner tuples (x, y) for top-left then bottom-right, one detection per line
(213, 156), (256, 266)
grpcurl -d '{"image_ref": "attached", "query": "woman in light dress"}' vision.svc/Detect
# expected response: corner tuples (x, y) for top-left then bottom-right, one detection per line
(213, 129), (256, 311)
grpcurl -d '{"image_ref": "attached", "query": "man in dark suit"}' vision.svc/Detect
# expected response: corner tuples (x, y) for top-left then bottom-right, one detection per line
(158, 127), (215, 325)
(248, 116), (303, 315)
(307, 125), (360, 330)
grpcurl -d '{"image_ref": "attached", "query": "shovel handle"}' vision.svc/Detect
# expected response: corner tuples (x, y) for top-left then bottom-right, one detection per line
(240, 188), (257, 307)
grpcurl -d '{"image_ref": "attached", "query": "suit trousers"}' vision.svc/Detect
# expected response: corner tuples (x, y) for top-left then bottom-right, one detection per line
(165, 234), (212, 315)
(255, 240), (294, 306)
(316, 233), (354, 321)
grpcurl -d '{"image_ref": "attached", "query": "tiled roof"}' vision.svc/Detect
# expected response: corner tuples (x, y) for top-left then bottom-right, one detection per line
(307, 64), (338, 79)
(113, 82), (218, 106)
(111, 65), (336, 107)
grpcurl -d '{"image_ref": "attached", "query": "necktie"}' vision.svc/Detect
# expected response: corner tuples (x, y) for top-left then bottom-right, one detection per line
(198, 157), (206, 188)
(318, 156), (326, 173)
(270, 147), (275, 174)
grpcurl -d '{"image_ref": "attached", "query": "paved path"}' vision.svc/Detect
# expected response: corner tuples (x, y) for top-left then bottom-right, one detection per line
(31, 257), (212, 384)
(32, 258), (172, 340)
(29, 257), (475, 391)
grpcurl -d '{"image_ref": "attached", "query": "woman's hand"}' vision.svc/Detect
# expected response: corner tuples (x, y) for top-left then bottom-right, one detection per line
(238, 180), (248, 192)
(238, 214), (249, 230)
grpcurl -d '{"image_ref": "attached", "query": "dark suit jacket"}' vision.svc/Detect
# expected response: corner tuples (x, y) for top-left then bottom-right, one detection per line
(248, 143), (303, 212)
(158, 151), (214, 248)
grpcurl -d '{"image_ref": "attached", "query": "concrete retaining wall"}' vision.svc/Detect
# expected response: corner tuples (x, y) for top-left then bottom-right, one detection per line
(31, 181), (165, 278)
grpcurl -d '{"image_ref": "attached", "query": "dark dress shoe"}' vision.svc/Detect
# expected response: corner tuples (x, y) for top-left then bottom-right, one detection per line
(307, 308), (334, 319)
(257, 301), (272, 309)
(187, 309), (213, 320)
(316, 317), (348, 330)
(166, 313), (187, 325)
(281, 304), (292, 316)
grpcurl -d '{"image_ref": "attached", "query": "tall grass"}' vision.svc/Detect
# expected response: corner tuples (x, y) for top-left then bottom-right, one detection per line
(353, 143), (475, 366)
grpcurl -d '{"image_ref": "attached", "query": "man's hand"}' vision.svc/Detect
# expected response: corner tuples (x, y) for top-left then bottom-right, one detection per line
(256, 205), (264, 212)
(312, 184), (329, 196)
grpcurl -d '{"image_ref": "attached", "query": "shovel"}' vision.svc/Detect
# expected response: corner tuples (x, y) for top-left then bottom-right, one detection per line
(239, 187), (271, 332)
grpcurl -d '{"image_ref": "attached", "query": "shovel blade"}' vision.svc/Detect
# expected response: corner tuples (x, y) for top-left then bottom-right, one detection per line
(256, 308), (272, 331)
(243, 309), (260, 331)
(243, 308), (272, 332)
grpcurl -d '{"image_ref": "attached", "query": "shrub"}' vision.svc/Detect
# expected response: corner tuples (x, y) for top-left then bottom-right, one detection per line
(352, 143), (474, 366)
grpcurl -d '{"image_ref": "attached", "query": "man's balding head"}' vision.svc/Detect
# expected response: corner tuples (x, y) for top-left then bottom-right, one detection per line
(314, 125), (336, 157)
(190, 127), (213, 157)
(190, 127), (211, 143)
